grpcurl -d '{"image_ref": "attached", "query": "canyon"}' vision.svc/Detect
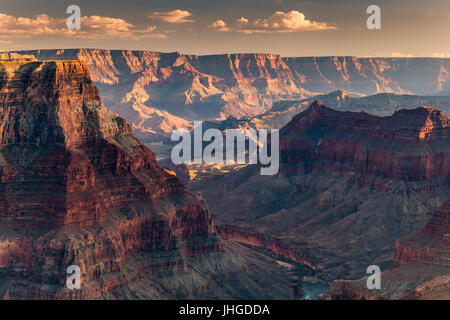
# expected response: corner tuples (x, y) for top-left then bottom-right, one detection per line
(0, 58), (296, 299)
(0, 50), (448, 300)
(190, 101), (450, 281)
(325, 200), (450, 299)
(2, 50), (449, 142)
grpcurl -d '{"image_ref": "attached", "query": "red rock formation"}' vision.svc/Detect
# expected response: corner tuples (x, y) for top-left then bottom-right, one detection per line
(280, 101), (450, 181)
(392, 201), (450, 268)
(0, 59), (299, 300)
(0, 59), (213, 299)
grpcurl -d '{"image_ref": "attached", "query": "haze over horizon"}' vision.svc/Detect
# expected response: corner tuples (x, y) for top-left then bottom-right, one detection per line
(0, 0), (449, 57)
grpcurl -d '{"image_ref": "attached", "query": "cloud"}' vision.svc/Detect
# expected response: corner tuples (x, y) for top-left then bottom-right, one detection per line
(0, 13), (62, 39)
(209, 20), (230, 32)
(0, 13), (167, 40)
(210, 10), (336, 34)
(148, 10), (194, 24)
(79, 16), (166, 39)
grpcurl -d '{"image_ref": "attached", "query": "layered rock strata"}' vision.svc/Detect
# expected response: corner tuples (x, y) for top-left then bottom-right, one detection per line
(190, 102), (450, 280)
(4, 50), (450, 141)
(0, 59), (295, 299)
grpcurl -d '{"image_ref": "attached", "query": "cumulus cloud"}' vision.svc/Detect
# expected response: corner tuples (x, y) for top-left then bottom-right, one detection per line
(79, 16), (166, 39)
(0, 13), (62, 39)
(209, 20), (230, 32)
(210, 10), (336, 34)
(148, 10), (194, 24)
(0, 13), (166, 40)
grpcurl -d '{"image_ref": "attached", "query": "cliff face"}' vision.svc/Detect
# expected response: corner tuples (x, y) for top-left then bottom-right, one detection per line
(4, 50), (450, 141)
(326, 200), (450, 300)
(280, 101), (450, 181)
(0, 59), (295, 299)
(190, 102), (450, 281)
(0, 59), (187, 228)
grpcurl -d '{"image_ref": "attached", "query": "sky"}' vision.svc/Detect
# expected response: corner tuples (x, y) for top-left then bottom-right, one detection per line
(0, 0), (449, 57)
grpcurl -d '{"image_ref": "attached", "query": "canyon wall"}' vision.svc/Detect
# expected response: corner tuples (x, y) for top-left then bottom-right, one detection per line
(190, 102), (450, 280)
(0, 59), (295, 299)
(280, 101), (450, 181)
(3, 50), (449, 141)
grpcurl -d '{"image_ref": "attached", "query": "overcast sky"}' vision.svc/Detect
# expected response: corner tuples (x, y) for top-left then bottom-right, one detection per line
(0, 0), (449, 57)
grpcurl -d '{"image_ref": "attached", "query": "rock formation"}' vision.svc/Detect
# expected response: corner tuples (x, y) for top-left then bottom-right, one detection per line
(190, 101), (450, 281)
(280, 101), (450, 180)
(325, 200), (450, 299)
(3, 50), (450, 141)
(0, 59), (295, 299)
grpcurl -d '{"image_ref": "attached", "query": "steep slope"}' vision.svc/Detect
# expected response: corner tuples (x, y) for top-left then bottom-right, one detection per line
(325, 201), (450, 300)
(0, 59), (295, 299)
(3, 50), (450, 141)
(190, 102), (450, 281)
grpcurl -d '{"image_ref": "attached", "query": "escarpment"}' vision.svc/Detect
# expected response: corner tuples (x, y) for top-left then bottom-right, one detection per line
(0, 59), (295, 300)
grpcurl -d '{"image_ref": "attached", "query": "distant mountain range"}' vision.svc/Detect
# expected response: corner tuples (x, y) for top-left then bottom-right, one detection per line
(1, 49), (449, 142)
(203, 90), (450, 134)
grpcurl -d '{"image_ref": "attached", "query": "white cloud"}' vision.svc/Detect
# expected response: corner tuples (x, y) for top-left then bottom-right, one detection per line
(0, 13), (167, 40)
(80, 16), (166, 39)
(0, 13), (62, 39)
(209, 20), (230, 32)
(210, 10), (336, 34)
(148, 10), (194, 24)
